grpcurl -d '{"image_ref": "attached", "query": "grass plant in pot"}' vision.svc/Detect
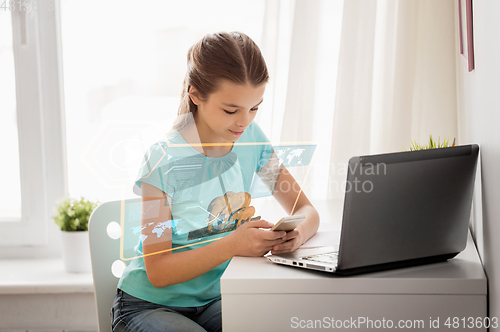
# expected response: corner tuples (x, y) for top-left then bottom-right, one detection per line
(402, 134), (456, 151)
(54, 197), (99, 273)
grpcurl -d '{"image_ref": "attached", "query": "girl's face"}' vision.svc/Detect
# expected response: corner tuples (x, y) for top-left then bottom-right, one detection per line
(190, 80), (266, 145)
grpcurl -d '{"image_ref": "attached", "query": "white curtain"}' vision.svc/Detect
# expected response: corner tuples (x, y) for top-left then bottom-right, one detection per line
(259, 0), (344, 201)
(261, 0), (458, 200)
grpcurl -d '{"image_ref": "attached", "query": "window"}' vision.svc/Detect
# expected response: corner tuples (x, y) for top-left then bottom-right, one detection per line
(0, 5), (66, 248)
(0, 10), (21, 221)
(1, 0), (344, 251)
(60, 0), (266, 203)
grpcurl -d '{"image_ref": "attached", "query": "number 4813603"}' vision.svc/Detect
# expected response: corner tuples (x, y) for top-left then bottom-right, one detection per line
(1, 0), (55, 11)
(444, 317), (498, 329)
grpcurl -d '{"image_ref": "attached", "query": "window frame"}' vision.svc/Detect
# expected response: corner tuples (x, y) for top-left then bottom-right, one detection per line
(0, 2), (67, 248)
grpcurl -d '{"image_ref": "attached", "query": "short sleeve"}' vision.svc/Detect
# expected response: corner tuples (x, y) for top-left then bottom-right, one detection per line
(132, 142), (170, 197)
(247, 122), (274, 171)
(255, 150), (284, 194)
(241, 123), (283, 197)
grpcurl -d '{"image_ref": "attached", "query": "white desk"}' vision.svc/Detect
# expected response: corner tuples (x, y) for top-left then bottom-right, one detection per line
(221, 201), (488, 331)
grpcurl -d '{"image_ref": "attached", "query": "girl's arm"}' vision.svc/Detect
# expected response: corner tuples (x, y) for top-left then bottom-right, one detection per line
(270, 167), (320, 255)
(140, 182), (286, 288)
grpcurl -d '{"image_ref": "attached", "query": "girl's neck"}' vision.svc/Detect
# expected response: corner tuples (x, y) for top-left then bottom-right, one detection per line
(179, 120), (233, 157)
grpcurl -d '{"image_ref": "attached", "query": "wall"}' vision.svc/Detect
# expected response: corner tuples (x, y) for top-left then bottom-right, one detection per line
(456, 0), (500, 328)
(0, 293), (97, 331)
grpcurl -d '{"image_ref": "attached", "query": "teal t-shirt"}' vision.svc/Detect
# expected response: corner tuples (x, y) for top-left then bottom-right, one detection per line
(118, 122), (273, 307)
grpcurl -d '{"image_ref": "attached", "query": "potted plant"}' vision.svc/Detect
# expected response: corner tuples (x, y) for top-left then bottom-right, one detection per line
(402, 134), (456, 151)
(54, 196), (99, 273)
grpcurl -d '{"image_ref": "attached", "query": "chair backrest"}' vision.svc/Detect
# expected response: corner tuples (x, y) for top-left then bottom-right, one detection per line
(89, 198), (140, 332)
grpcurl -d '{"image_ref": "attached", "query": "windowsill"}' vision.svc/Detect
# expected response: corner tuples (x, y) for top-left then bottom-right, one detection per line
(0, 258), (94, 295)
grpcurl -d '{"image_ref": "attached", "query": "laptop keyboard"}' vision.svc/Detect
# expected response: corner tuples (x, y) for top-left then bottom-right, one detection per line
(304, 252), (338, 264)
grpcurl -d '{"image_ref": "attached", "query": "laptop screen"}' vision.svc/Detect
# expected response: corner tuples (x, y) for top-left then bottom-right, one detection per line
(337, 145), (479, 271)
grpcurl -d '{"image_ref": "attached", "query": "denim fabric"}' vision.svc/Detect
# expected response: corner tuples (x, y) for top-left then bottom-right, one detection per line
(111, 289), (222, 332)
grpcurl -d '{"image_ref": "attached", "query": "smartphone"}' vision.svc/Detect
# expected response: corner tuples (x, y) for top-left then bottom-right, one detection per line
(270, 214), (306, 232)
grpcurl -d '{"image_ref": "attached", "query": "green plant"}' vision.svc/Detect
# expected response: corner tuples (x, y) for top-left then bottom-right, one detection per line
(54, 196), (99, 232)
(402, 135), (456, 151)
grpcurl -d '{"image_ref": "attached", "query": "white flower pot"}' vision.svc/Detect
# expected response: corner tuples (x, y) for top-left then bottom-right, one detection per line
(60, 230), (92, 273)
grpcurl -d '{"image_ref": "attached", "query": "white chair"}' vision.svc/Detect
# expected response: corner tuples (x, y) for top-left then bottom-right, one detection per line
(89, 198), (140, 332)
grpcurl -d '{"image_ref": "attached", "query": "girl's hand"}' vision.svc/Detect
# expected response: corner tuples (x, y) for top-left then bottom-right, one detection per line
(227, 219), (287, 257)
(270, 229), (303, 255)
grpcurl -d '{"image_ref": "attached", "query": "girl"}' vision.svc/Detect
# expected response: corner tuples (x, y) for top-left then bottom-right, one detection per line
(112, 31), (319, 332)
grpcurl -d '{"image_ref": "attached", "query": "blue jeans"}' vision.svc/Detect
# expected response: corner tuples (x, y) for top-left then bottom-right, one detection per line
(111, 289), (222, 332)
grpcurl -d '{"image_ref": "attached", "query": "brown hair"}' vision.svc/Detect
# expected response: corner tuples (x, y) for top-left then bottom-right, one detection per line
(173, 31), (269, 130)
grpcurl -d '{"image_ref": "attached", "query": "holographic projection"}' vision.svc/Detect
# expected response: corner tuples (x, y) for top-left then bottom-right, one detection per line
(187, 191), (257, 241)
(119, 140), (316, 261)
(249, 144), (316, 199)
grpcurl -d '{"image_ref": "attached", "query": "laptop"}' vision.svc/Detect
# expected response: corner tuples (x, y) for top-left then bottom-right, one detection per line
(267, 144), (479, 275)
